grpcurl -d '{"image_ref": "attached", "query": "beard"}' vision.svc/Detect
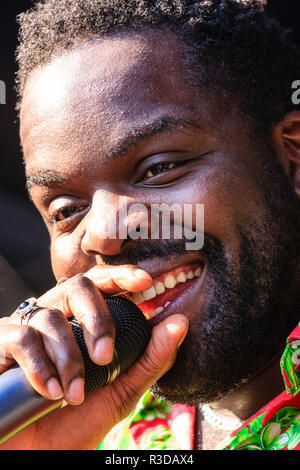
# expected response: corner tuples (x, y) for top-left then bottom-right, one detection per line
(151, 144), (300, 405)
(151, 229), (299, 405)
(103, 142), (300, 406)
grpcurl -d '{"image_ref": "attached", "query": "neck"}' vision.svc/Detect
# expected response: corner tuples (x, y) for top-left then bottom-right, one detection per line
(193, 353), (285, 450)
(206, 350), (284, 423)
(205, 265), (300, 423)
(196, 264), (300, 448)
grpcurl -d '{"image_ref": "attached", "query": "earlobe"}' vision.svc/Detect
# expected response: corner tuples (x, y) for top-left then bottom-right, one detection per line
(272, 111), (300, 200)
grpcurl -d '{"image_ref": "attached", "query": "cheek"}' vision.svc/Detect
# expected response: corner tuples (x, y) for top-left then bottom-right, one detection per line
(168, 166), (265, 261)
(159, 169), (243, 242)
(50, 235), (92, 280)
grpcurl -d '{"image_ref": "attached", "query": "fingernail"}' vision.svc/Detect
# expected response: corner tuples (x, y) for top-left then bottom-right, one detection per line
(47, 377), (64, 400)
(166, 316), (189, 348)
(134, 269), (152, 281)
(94, 336), (114, 365)
(67, 377), (85, 404)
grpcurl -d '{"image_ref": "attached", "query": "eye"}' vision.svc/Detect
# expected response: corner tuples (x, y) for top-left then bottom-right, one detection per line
(53, 205), (87, 222)
(49, 202), (90, 230)
(144, 162), (177, 179)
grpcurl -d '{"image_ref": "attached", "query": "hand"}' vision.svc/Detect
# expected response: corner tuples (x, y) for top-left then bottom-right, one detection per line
(0, 265), (188, 450)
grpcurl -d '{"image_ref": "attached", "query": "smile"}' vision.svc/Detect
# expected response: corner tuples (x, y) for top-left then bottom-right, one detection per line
(128, 263), (204, 323)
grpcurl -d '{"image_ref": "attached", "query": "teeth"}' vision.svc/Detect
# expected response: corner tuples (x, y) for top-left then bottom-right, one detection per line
(177, 272), (187, 283)
(194, 267), (202, 277)
(151, 306), (164, 317)
(142, 286), (157, 301)
(154, 281), (165, 295)
(148, 302), (171, 319)
(164, 275), (176, 289)
(131, 292), (144, 304)
(132, 266), (202, 306)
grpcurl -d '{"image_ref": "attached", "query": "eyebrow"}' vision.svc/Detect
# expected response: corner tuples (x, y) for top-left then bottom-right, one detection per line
(26, 169), (67, 196)
(26, 115), (201, 194)
(105, 116), (201, 161)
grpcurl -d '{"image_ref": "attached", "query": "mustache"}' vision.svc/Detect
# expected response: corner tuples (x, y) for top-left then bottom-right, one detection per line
(100, 234), (225, 266)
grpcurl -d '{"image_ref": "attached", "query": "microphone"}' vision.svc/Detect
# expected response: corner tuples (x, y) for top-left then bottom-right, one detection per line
(0, 297), (151, 444)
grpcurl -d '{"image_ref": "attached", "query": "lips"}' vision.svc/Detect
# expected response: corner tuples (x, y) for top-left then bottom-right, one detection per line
(128, 263), (203, 320)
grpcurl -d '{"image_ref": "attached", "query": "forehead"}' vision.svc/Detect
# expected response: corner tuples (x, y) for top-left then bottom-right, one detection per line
(21, 30), (189, 116)
(20, 30), (233, 176)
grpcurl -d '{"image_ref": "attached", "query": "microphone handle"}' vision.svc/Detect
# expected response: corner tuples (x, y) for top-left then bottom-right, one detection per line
(0, 365), (63, 444)
(0, 297), (151, 444)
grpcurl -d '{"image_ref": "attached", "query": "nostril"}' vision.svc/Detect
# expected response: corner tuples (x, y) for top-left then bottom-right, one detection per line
(81, 233), (124, 257)
(83, 248), (99, 257)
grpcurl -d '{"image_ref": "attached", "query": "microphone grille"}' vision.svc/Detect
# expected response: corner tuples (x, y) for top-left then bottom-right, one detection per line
(69, 297), (151, 394)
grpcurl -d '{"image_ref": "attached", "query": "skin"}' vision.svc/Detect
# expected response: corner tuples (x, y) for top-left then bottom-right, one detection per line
(0, 30), (300, 449)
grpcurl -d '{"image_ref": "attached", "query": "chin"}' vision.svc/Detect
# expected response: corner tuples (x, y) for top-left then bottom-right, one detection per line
(149, 340), (243, 406)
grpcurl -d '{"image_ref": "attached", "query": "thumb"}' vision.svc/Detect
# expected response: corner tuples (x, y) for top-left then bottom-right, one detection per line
(117, 314), (189, 398)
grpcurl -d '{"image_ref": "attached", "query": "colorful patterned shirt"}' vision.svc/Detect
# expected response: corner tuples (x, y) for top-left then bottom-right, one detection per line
(97, 324), (300, 451)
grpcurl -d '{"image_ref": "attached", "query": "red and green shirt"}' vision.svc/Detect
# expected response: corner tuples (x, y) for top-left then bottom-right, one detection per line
(97, 324), (300, 451)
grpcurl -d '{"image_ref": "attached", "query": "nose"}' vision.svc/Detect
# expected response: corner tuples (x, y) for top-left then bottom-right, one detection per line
(81, 193), (148, 257)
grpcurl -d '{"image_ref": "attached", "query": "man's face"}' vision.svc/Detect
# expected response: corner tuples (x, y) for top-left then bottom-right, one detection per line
(20, 31), (300, 405)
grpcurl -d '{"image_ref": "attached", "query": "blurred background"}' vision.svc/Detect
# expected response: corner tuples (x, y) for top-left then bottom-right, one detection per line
(0, 0), (299, 300)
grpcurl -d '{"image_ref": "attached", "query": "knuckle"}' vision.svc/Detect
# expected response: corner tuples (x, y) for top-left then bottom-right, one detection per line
(72, 274), (93, 290)
(28, 355), (52, 378)
(94, 311), (112, 325)
(140, 350), (161, 374)
(15, 325), (39, 351)
(56, 347), (84, 373)
(6, 327), (56, 382)
(80, 309), (113, 331)
(44, 309), (65, 329)
(142, 344), (173, 375)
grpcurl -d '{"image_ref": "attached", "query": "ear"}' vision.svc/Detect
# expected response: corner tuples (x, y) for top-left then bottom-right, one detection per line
(272, 111), (300, 200)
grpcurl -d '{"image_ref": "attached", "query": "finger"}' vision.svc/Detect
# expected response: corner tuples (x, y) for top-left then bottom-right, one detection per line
(110, 314), (189, 411)
(27, 308), (85, 405)
(0, 318), (15, 373)
(60, 275), (117, 366)
(0, 322), (65, 402)
(84, 264), (153, 295)
(125, 314), (188, 389)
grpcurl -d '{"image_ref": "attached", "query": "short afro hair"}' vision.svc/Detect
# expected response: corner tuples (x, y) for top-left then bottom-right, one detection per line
(16, 0), (300, 132)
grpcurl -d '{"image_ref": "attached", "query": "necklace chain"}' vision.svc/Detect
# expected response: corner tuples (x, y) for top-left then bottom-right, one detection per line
(200, 404), (244, 432)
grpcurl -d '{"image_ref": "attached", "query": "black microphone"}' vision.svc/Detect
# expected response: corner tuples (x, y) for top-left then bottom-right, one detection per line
(0, 297), (151, 444)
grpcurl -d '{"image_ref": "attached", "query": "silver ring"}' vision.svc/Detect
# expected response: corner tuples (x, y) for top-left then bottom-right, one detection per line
(15, 298), (41, 325)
